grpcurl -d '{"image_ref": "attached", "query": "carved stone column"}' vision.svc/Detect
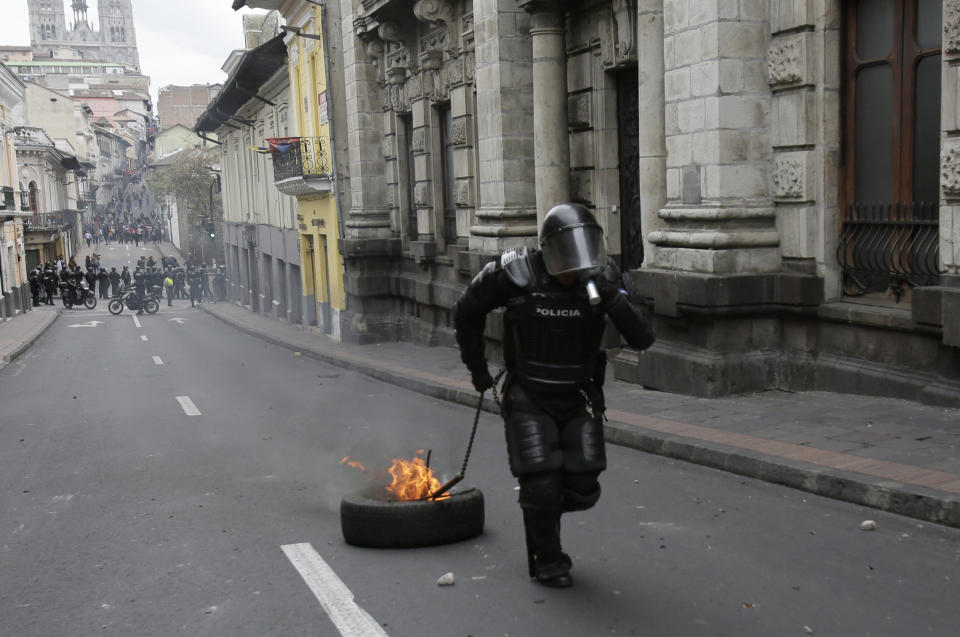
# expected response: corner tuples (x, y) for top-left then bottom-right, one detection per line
(341, 11), (392, 246)
(636, 0), (667, 268)
(942, 0), (960, 278)
(469, 0), (538, 255)
(938, 0), (960, 348)
(647, 0), (777, 274)
(522, 1), (571, 224)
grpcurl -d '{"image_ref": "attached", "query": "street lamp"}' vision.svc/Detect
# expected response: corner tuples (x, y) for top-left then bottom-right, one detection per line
(208, 172), (221, 266)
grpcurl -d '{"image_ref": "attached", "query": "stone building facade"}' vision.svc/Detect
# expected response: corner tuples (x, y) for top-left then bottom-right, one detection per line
(328, 0), (959, 404)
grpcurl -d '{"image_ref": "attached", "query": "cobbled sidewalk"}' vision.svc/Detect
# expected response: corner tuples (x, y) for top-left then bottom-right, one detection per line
(199, 301), (960, 528)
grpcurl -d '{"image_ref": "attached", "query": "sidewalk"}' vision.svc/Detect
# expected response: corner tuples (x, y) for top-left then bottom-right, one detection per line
(201, 301), (960, 528)
(0, 306), (59, 368)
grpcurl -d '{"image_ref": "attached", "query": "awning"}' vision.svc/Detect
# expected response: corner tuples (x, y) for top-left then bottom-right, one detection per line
(61, 156), (82, 171)
(195, 34), (287, 133)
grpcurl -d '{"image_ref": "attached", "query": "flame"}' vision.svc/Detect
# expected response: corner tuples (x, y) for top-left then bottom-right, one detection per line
(339, 456), (366, 471)
(386, 456), (445, 501)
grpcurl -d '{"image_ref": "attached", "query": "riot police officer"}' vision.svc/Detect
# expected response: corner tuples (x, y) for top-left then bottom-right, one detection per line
(188, 268), (203, 307)
(454, 203), (656, 588)
(97, 268), (110, 299)
(28, 269), (40, 307)
(174, 268), (187, 300)
(85, 267), (97, 296)
(133, 269), (147, 315)
(43, 266), (57, 305)
(109, 267), (121, 296)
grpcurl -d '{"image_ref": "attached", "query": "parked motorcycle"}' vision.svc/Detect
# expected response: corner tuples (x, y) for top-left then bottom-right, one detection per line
(107, 287), (159, 315)
(60, 279), (97, 310)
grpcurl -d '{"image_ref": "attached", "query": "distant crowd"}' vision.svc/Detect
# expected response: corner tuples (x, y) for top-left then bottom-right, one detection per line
(26, 253), (227, 309)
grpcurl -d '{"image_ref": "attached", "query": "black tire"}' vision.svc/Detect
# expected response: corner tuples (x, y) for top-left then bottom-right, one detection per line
(62, 295), (72, 309)
(341, 486), (484, 549)
(108, 299), (124, 315)
(144, 298), (159, 314)
(84, 293), (97, 310)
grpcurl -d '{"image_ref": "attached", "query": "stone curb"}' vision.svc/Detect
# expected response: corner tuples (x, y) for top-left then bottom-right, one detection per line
(202, 304), (960, 529)
(604, 422), (960, 528)
(0, 308), (61, 367)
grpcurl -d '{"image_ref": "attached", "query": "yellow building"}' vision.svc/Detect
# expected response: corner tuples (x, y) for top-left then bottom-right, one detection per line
(229, 1), (346, 338)
(0, 61), (30, 317)
(277, 1), (345, 339)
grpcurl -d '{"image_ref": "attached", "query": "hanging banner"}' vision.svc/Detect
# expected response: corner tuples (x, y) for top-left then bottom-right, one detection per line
(318, 92), (328, 126)
(266, 137), (300, 154)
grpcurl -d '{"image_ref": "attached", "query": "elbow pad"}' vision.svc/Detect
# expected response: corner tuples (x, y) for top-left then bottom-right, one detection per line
(606, 293), (656, 350)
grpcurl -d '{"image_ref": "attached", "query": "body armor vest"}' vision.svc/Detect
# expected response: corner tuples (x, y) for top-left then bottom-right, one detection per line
(504, 289), (606, 393)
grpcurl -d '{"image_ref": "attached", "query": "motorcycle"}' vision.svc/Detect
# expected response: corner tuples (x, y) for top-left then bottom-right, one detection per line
(107, 286), (160, 315)
(60, 279), (97, 309)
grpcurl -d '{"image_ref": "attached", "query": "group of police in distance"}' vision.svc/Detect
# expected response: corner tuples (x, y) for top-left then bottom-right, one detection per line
(27, 253), (227, 313)
(454, 203), (656, 588)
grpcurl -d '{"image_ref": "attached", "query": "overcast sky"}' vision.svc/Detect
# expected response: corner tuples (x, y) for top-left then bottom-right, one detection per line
(0, 0), (271, 103)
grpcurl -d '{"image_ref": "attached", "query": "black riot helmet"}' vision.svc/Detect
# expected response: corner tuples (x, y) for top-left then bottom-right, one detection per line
(538, 203), (606, 276)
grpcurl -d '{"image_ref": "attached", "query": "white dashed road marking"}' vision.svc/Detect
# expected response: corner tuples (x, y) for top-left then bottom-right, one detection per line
(152, 356), (163, 365)
(281, 543), (389, 637)
(175, 396), (201, 416)
(141, 335), (148, 341)
(132, 314), (141, 328)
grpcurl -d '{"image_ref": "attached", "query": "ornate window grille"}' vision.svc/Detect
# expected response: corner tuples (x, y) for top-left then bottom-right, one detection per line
(837, 201), (940, 299)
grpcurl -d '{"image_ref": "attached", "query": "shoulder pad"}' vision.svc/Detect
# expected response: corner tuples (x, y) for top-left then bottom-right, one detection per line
(500, 246), (537, 289)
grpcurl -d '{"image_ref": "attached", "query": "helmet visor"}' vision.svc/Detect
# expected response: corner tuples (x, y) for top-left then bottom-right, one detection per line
(541, 224), (606, 276)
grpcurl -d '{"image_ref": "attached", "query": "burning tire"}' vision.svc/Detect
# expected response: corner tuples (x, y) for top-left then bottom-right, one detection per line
(340, 486), (484, 549)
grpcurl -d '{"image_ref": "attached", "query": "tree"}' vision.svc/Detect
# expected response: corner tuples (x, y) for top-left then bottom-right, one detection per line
(147, 148), (221, 223)
(147, 148), (222, 262)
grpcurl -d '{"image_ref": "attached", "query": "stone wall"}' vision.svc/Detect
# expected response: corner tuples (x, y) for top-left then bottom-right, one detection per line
(328, 0), (960, 405)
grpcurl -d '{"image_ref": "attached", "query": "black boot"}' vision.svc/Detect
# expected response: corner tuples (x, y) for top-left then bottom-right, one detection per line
(523, 509), (572, 588)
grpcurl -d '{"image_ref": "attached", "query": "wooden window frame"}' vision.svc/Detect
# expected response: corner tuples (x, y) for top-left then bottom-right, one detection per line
(842, 0), (942, 210)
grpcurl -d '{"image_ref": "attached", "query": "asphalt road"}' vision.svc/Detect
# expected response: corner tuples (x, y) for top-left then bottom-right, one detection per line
(2, 244), (959, 636)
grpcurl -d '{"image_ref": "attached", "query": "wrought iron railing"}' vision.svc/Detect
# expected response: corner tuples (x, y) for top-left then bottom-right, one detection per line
(24, 212), (62, 230)
(271, 137), (330, 183)
(23, 210), (78, 231)
(0, 186), (14, 210)
(837, 201), (941, 301)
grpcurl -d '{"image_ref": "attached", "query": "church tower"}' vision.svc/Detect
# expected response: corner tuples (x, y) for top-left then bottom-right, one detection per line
(27, 0), (68, 55)
(97, 0), (140, 70)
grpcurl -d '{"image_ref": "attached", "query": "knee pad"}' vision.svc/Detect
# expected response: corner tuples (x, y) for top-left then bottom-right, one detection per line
(562, 474), (601, 512)
(560, 413), (607, 473)
(504, 412), (563, 477)
(518, 472), (564, 513)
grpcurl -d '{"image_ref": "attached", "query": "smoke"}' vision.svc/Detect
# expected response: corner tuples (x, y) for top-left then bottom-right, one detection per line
(236, 372), (474, 513)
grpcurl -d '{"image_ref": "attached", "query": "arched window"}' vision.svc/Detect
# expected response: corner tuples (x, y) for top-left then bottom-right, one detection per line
(28, 181), (38, 212)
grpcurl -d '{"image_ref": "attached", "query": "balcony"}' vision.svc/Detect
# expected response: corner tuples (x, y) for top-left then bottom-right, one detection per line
(0, 186), (14, 210)
(23, 210), (78, 232)
(0, 186), (30, 217)
(270, 137), (333, 197)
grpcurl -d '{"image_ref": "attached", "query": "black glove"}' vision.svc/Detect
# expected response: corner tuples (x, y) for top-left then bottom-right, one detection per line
(594, 263), (625, 306)
(470, 366), (494, 393)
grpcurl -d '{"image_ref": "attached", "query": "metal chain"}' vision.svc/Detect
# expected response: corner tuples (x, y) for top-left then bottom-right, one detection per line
(458, 369), (505, 478)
